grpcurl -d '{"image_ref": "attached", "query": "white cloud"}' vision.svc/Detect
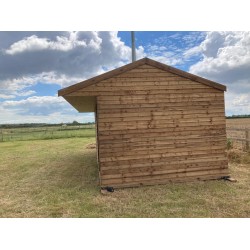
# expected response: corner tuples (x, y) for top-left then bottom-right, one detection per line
(225, 92), (250, 115)
(0, 31), (136, 99)
(188, 31), (250, 115)
(183, 46), (202, 59)
(232, 94), (250, 106)
(0, 95), (95, 123)
(189, 31), (250, 84)
(0, 105), (94, 124)
(0, 94), (16, 99)
(3, 96), (67, 115)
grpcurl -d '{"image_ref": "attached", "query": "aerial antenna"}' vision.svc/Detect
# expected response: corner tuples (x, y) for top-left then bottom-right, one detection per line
(131, 31), (136, 62)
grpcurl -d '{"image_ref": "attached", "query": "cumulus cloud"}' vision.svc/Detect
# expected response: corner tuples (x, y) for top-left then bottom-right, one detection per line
(189, 31), (250, 84)
(0, 31), (143, 99)
(188, 31), (250, 115)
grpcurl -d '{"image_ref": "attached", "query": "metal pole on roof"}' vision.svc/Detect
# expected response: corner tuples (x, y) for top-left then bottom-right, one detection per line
(131, 31), (136, 62)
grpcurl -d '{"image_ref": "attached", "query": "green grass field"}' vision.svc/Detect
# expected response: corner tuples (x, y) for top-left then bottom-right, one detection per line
(0, 133), (250, 217)
(0, 125), (95, 142)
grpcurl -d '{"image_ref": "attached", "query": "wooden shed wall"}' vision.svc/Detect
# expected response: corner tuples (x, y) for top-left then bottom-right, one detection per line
(67, 64), (229, 188)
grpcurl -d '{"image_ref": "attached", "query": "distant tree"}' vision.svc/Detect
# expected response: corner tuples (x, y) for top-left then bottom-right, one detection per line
(72, 120), (79, 125)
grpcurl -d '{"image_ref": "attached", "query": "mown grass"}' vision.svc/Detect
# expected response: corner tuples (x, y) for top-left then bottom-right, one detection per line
(0, 125), (95, 142)
(0, 137), (250, 218)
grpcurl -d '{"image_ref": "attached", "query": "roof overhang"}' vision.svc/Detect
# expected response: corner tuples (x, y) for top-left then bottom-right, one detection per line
(63, 96), (96, 112)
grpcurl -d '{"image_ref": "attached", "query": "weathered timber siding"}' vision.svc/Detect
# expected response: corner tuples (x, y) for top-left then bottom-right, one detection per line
(67, 64), (228, 188)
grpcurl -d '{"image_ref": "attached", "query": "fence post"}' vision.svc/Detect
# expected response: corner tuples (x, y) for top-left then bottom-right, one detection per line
(1, 129), (3, 142)
(246, 129), (249, 152)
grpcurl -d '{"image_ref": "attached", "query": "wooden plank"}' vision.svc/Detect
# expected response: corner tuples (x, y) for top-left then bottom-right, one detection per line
(98, 113), (225, 122)
(79, 84), (214, 92)
(101, 164), (228, 180)
(99, 138), (226, 151)
(101, 168), (229, 186)
(98, 105), (225, 114)
(98, 110), (225, 119)
(98, 121), (226, 132)
(100, 154), (227, 169)
(100, 157), (228, 170)
(99, 143), (226, 158)
(98, 126), (226, 139)
(99, 148), (226, 163)
(98, 116), (225, 124)
(97, 101), (225, 110)
(98, 97), (223, 105)
(99, 135), (226, 146)
(98, 107), (225, 116)
(101, 159), (228, 173)
(67, 88), (221, 96)
(100, 77), (191, 83)
(100, 173), (229, 188)
(98, 93), (223, 100)
(103, 72), (181, 78)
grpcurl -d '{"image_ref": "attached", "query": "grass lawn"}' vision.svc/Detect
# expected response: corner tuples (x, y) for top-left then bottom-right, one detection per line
(0, 137), (250, 218)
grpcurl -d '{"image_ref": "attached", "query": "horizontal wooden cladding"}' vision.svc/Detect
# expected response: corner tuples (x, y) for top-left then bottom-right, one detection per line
(97, 101), (224, 110)
(100, 155), (227, 170)
(98, 120), (225, 132)
(98, 106), (225, 115)
(99, 147), (226, 163)
(99, 136), (226, 150)
(100, 76), (191, 82)
(98, 112), (225, 123)
(99, 142), (226, 158)
(100, 153), (227, 168)
(98, 98), (223, 106)
(78, 81), (213, 93)
(67, 88), (220, 96)
(98, 125), (226, 140)
(98, 93), (223, 101)
(117, 67), (171, 73)
(101, 161), (228, 180)
(101, 72), (182, 80)
(98, 110), (225, 119)
(100, 77), (192, 84)
(101, 174), (227, 188)
(100, 168), (229, 186)
(99, 145), (226, 160)
(99, 133), (226, 146)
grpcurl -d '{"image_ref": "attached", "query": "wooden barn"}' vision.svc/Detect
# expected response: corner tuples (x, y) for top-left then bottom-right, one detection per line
(58, 57), (229, 189)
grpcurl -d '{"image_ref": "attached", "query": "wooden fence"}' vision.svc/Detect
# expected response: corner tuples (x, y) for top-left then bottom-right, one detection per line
(227, 128), (250, 151)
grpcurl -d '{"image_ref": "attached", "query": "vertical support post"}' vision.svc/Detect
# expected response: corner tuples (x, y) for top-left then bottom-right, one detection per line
(245, 129), (249, 152)
(1, 129), (3, 142)
(131, 31), (136, 62)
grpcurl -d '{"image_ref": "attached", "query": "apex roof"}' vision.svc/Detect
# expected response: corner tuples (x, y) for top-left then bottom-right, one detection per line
(58, 57), (226, 96)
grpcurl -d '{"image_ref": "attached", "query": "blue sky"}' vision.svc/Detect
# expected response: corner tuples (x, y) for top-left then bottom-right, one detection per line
(0, 31), (250, 124)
